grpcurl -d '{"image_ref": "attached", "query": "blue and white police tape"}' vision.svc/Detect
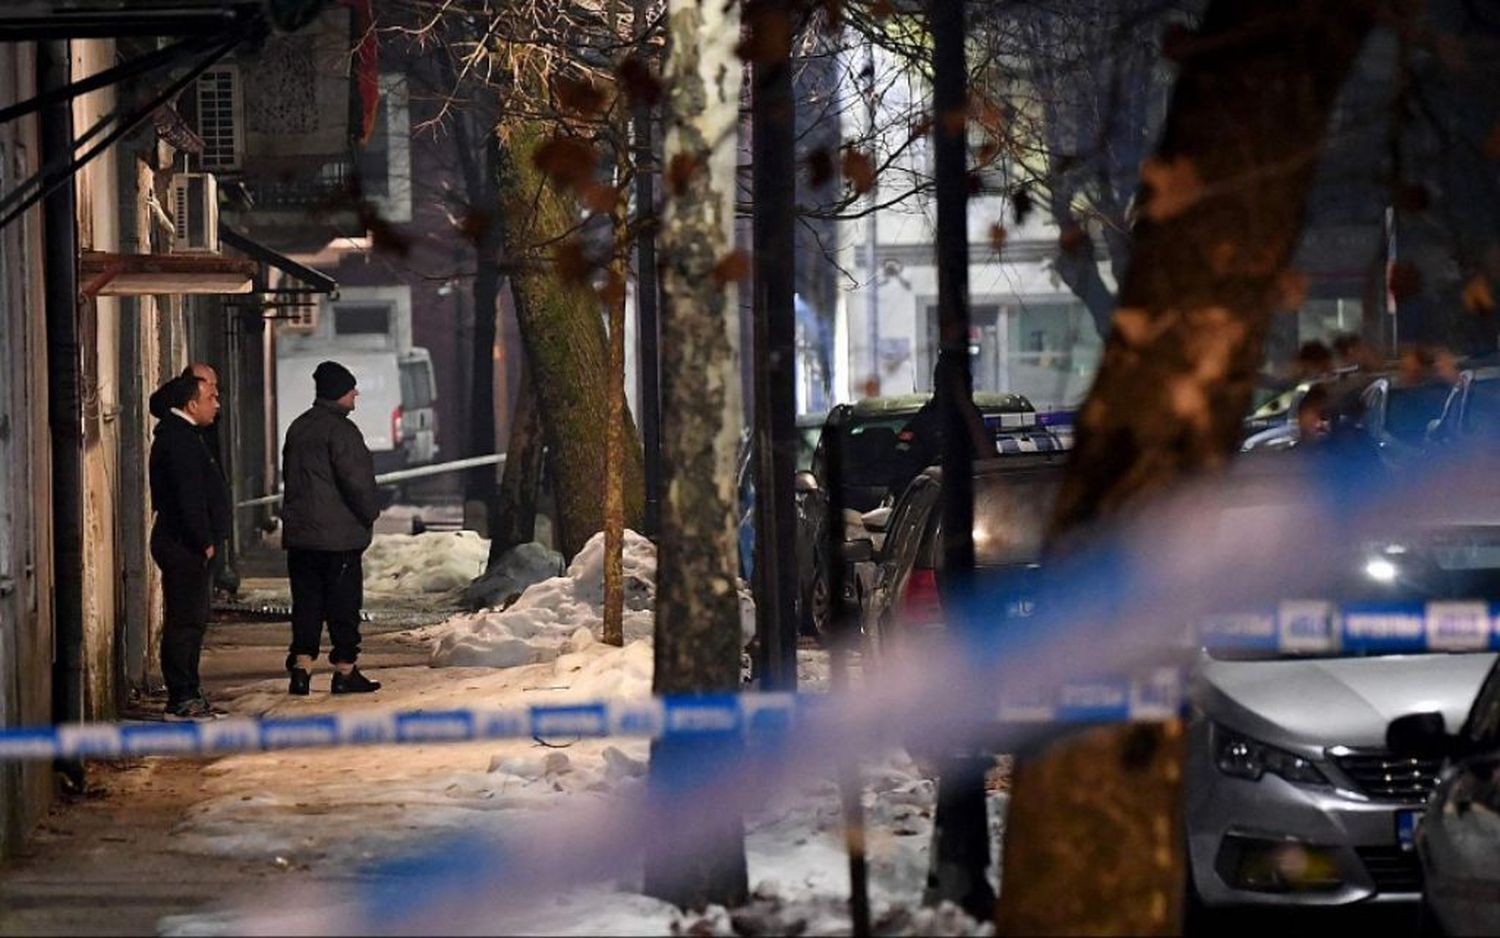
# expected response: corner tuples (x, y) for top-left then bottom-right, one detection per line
(0, 694), (798, 762)
(5, 596), (1495, 762)
(1198, 598), (1500, 655)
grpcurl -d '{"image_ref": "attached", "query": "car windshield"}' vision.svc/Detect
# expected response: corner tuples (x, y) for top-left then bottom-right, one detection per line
(1385, 383), (1452, 444)
(1206, 524), (1500, 660)
(840, 415), (917, 488)
(797, 424), (821, 472)
(972, 469), (1062, 566)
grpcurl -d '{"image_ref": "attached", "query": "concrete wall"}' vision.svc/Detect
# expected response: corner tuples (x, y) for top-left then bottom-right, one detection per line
(0, 40), (57, 859)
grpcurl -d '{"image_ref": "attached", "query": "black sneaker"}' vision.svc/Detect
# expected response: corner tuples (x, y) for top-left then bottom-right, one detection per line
(164, 697), (214, 722)
(193, 691), (227, 718)
(288, 667), (311, 696)
(331, 667), (380, 694)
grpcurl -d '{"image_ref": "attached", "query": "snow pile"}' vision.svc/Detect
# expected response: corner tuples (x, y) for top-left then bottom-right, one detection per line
(362, 530), (490, 594)
(418, 529), (755, 668)
(461, 541), (564, 610)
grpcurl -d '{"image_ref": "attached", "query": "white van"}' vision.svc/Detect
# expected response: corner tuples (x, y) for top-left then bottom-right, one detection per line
(277, 350), (406, 473)
(398, 348), (439, 465)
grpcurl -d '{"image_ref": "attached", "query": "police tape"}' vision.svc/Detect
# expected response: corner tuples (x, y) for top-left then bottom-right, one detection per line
(2, 598), (1496, 762)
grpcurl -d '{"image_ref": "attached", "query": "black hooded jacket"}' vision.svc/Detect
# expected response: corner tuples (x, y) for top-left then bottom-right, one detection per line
(150, 411), (231, 554)
(281, 399), (382, 552)
(149, 382), (231, 540)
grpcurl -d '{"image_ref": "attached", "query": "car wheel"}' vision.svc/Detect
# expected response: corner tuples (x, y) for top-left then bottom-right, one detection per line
(808, 563), (832, 642)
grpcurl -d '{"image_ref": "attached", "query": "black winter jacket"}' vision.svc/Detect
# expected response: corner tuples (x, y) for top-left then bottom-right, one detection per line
(150, 412), (231, 553)
(148, 383), (230, 539)
(281, 399), (382, 552)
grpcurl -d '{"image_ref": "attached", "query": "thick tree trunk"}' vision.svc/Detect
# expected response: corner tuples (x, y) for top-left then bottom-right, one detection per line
(641, 0), (748, 911)
(997, 4), (1376, 935)
(489, 353), (543, 565)
(497, 122), (646, 561)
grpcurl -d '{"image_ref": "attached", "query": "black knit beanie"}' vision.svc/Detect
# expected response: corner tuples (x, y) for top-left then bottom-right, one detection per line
(313, 360), (357, 401)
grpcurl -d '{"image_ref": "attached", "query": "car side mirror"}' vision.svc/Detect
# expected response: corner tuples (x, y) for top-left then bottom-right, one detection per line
(1386, 711), (1453, 760)
(794, 471), (818, 493)
(840, 538), (874, 564)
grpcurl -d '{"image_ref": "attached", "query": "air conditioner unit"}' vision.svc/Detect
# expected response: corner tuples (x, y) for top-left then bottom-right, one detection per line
(171, 172), (220, 253)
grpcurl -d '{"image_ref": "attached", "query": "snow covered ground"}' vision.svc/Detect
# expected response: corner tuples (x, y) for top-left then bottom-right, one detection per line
(163, 530), (1001, 936)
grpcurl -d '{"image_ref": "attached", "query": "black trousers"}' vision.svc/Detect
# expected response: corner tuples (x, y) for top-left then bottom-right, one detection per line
(151, 526), (211, 705)
(286, 548), (363, 668)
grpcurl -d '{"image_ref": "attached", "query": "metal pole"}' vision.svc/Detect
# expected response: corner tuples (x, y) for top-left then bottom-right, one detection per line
(235, 453), (508, 508)
(40, 39), (84, 732)
(863, 39), (880, 396)
(633, 0), (662, 539)
(923, 0), (995, 921)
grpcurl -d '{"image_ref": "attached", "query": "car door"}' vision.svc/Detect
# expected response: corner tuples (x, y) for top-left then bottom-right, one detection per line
(1420, 660), (1500, 935)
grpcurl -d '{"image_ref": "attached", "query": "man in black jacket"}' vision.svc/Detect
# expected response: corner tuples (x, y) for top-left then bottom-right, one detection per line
(282, 360), (383, 695)
(149, 374), (228, 721)
(150, 362), (238, 597)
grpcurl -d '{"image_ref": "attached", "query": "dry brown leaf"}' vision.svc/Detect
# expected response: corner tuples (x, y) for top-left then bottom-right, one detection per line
(870, 0), (896, 18)
(455, 208), (494, 246)
(842, 149), (876, 195)
(533, 137), (599, 193)
(712, 250), (751, 287)
(988, 223), (1008, 254)
(554, 240), (594, 285)
(667, 153), (700, 197)
(581, 182), (621, 214)
(1274, 269), (1308, 311)
(1462, 274), (1495, 313)
(598, 270), (627, 310)
(1140, 156), (1204, 222)
(1058, 222), (1089, 258)
(553, 74), (609, 117)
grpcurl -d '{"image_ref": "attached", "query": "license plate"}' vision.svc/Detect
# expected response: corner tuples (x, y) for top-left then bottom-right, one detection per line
(1396, 809), (1422, 852)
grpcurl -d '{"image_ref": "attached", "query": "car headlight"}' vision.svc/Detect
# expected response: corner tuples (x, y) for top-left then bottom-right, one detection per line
(1213, 725), (1329, 786)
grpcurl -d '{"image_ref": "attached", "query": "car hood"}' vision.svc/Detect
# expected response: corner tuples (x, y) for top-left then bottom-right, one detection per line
(1191, 652), (1495, 756)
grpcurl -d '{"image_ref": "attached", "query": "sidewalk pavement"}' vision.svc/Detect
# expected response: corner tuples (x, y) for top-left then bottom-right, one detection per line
(0, 582), (450, 937)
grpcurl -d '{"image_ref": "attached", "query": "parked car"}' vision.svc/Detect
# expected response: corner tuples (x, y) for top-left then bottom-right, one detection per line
(851, 453), (1068, 655)
(1386, 652), (1500, 935)
(796, 393), (1059, 639)
(736, 412), (825, 583)
(1425, 358), (1500, 448)
(1357, 374), (1455, 468)
(397, 348), (440, 466)
(1184, 499), (1500, 919)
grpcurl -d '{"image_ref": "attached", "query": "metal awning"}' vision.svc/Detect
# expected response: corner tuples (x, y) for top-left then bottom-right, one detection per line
(80, 251), (258, 296)
(220, 224), (338, 295)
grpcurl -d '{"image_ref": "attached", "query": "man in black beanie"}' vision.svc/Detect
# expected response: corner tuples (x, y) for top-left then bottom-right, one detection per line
(280, 360), (383, 695)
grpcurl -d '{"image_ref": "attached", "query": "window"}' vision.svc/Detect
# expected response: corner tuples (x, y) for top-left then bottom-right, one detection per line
(193, 66), (242, 171)
(279, 298), (318, 333)
(334, 303), (391, 336)
(399, 360), (434, 408)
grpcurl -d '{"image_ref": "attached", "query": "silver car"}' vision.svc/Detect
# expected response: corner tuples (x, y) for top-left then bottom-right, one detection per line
(1187, 649), (1495, 909)
(1186, 516), (1500, 913)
